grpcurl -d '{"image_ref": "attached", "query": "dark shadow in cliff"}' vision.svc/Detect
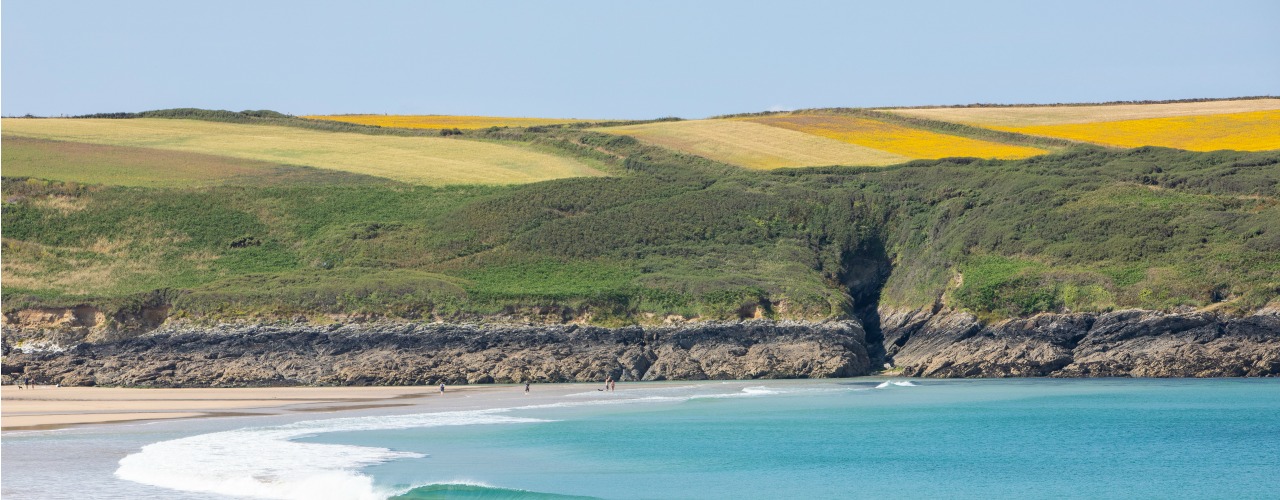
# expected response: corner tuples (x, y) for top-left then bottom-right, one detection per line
(838, 236), (892, 368)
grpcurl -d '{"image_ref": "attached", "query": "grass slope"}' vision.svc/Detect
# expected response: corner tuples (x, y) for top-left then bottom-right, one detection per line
(4, 136), (1277, 325)
(595, 119), (908, 169)
(2, 118), (604, 186)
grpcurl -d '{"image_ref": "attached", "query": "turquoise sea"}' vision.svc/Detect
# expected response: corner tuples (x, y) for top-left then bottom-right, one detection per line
(3, 379), (1279, 499)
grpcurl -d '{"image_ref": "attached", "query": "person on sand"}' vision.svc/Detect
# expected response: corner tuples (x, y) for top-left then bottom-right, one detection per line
(439, 382), (445, 395)
(525, 381), (530, 394)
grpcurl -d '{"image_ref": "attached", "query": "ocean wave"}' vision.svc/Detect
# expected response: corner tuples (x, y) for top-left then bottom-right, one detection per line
(115, 382), (866, 499)
(875, 380), (919, 389)
(115, 410), (550, 500)
(391, 481), (599, 499)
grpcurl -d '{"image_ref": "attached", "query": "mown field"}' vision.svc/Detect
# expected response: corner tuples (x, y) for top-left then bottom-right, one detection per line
(739, 113), (1047, 160)
(303, 114), (601, 130)
(594, 119), (908, 169)
(2, 118), (604, 185)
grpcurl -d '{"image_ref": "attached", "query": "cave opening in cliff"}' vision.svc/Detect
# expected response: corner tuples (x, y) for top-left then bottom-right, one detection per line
(838, 236), (892, 367)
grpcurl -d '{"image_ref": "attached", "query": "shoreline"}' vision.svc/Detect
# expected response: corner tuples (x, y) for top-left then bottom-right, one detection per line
(0, 384), (500, 431)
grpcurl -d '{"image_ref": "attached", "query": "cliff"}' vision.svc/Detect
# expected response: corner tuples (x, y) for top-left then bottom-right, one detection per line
(881, 307), (1280, 377)
(1, 320), (869, 387)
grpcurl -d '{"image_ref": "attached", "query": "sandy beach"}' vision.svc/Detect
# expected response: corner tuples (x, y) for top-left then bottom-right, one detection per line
(0, 384), (508, 431)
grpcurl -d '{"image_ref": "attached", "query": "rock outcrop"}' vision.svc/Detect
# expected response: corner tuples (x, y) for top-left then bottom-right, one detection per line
(881, 307), (1280, 378)
(1, 320), (869, 387)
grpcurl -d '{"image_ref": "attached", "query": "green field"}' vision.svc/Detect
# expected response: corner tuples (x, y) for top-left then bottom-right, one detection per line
(2, 118), (604, 186)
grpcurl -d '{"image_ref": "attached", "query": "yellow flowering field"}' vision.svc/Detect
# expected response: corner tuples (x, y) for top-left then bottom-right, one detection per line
(303, 115), (598, 129)
(887, 98), (1280, 127)
(742, 114), (1047, 160)
(992, 110), (1280, 151)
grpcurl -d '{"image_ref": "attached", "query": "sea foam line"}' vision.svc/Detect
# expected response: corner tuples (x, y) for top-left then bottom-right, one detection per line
(115, 382), (870, 499)
(115, 410), (549, 500)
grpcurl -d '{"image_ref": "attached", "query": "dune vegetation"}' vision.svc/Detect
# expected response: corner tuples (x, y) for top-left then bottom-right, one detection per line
(2, 118), (604, 185)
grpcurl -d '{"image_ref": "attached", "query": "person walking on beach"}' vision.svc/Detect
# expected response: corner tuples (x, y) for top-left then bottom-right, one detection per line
(525, 381), (530, 394)
(439, 382), (446, 395)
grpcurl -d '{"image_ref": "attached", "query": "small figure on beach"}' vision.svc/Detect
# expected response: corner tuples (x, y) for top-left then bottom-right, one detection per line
(609, 379), (616, 392)
(525, 381), (530, 394)
(439, 382), (446, 394)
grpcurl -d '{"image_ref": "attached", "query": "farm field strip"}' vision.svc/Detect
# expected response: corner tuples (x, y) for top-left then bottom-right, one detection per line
(597, 119), (910, 169)
(886, 98), (1280, 127)
(1, 118), (604, 185)
(991, 109), (1280, 152)
(303, 115), (600, 130)
(741, 114), (1047, 160)
(0, 136), (378, 187)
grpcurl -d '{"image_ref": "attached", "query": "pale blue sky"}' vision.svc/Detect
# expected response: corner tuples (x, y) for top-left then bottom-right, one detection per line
(3, 0), (1277, 118)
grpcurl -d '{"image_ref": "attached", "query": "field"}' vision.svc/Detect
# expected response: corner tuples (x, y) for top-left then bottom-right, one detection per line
(741, 113), (1047, 160)
(989, 110), (1280, 151)
(887, 98), (1280, 127)
(595, 119), (909, 169)
(2, 118), (604, 185)
(0, 136), (387, 187)
(303, 115), (599, 129)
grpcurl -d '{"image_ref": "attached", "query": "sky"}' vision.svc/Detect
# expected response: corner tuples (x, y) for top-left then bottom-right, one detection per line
(3, 0), (1278, 119)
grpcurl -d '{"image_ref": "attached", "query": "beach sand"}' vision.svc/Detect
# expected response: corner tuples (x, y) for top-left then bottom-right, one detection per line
(0, 381), (626, 431)
(0, 384), (511, 431)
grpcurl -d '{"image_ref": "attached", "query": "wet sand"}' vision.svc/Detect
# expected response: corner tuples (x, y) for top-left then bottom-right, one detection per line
(0, 384), (505, 431)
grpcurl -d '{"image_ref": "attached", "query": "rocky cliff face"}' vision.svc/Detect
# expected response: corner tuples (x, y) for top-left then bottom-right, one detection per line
(1, 320), (869, 387)
(881, 307), (1280, 377)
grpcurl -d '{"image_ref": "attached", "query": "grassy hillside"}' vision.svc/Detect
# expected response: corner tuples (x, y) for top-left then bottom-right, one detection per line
(2, 118), (604, 185)
(3, 104), (1277, 330)
(4, 134), (1277, 326)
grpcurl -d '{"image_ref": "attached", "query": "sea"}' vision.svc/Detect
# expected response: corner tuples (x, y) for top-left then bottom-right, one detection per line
(3, 378), (1278, 499)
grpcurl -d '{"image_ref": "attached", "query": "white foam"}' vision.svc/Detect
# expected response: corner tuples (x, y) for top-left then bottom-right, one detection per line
(116, 382), (859, 499)
(875, 380), (919, 388)
(116, 410), (549, 500)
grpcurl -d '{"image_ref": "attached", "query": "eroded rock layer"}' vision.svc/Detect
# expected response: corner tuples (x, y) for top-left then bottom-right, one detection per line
(1, 320), (869, 387)
(882, 308), (1280, 378)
